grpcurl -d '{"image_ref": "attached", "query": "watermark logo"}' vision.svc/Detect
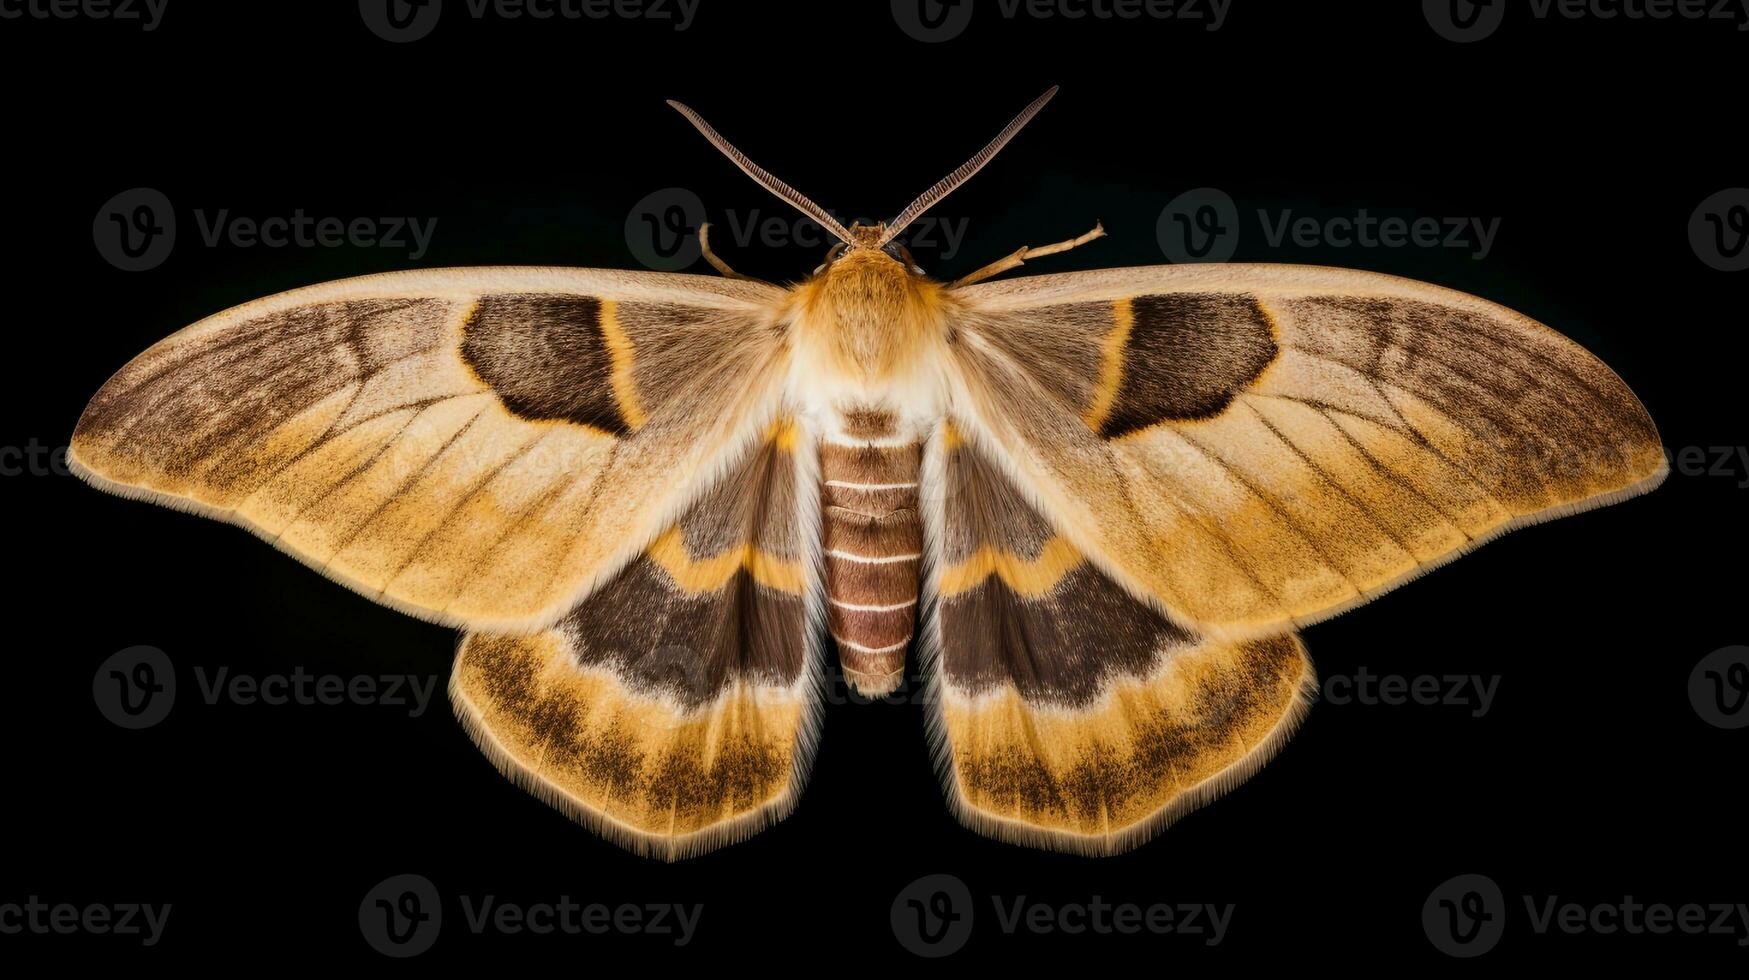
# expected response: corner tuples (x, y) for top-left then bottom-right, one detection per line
(892, 0), (976, 41)
(93, 645), (176, 730)
(1424, 873), (1506, 957)
(894, 0), (1229, 42)
(359, 0), (442, 42)
(0, 0), (168, 30)
(93, 188), (175, 272)
(892, 874), (975, 957)
(1159, 188), (1502, 262)
(1423, 0), (1506, 42)
(626, 187), (706, 271)
(1689, 646), (1749, 729)
(1690, 188), (1749, 272)
(1157, 187), (1240, 263)
(360, 874), (442, 957)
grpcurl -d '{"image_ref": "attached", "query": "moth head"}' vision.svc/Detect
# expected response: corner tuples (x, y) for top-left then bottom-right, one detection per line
(814, 224), (922, 276)
(668, 87), (1057, 266)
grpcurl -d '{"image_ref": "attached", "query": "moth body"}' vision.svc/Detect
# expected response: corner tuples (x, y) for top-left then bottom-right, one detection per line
(818, 433), (921, 696)
(787, 237), (951, 384)
(787, 237), (945, 695)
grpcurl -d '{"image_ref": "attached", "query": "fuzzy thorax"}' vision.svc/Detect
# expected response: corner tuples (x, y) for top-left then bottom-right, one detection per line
(788, 249), (949, 384)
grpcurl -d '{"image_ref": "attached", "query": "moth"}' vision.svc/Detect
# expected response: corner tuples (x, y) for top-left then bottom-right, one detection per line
(73, 88), (1665, 859)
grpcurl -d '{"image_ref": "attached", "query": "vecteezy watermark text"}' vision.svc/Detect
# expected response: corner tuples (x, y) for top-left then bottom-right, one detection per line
(0, 439), (70, 477)
(359, 0), (698, 42)
(1663, 445), (1749, 487)
(892, 0), (1230, 43)
(0, 0), (168, 30)
(0, 898), (171, 947)
(1322, 668), (1500, 718)
(192, 210), (437, 261)
(1425, 0), (1749, 42)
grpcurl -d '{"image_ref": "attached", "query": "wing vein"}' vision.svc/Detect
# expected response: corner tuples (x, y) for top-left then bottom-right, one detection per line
(321, 406), (488, 568)
(1239, 395), (1417, 558)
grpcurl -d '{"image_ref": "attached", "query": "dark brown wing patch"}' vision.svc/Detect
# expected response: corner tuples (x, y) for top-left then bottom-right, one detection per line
(460, 294), (637, 435)
(936, 426), (1192, 706)
(969, 293), (1279, 439)
(940, 567), (1190, 706)
(1094, 293), (1279, 437)
(568, 431), (807, 708)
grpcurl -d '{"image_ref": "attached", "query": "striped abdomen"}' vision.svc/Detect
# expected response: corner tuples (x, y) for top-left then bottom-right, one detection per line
(822, 426), (920, 697)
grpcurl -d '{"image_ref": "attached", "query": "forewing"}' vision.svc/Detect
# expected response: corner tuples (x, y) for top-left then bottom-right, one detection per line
(943, 264), (1666, 638)
(72, 267), (791, 632)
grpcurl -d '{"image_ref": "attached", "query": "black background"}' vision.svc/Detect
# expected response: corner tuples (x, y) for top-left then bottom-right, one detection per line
(4, 0), (1744, 967)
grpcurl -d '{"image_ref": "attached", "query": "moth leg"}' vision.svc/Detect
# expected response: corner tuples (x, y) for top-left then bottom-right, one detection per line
(698, 221), (751, 280)
(950, 221), (1105, 287)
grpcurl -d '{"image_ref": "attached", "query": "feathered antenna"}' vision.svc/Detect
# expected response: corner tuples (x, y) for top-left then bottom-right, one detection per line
(667, 99), (856, 246)
(878, 86), (1059, 248)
